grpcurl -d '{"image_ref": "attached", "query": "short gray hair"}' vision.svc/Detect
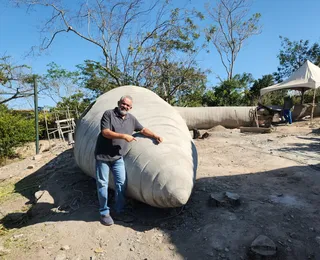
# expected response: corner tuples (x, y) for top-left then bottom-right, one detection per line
(119, 95), (133, 102)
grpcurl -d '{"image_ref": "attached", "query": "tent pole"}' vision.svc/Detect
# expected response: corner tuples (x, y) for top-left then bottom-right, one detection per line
(301, 89), (305, 104)
(310, 88), (316, 124)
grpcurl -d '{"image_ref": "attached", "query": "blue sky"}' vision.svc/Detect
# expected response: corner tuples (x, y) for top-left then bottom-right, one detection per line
(1, 0), (320, 108)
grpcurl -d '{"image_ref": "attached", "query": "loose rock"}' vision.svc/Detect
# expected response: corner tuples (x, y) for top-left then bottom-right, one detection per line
(250, 235), (277, 256)
(208, 193), (225, 207)
(169, 245), (175, 250)
(35, 190), (54, 204)
(61, 245), (70, 250)
(32, 154), (42, 160)
(225, 192), (241, 206)
(11, 234), (24, 240)
(34, 190), (45, 201)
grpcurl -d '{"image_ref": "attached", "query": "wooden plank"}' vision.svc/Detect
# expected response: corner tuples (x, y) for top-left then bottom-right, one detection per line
(240, 127), (272, 134)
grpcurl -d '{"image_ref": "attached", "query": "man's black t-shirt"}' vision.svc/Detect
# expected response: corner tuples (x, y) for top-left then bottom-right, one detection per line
(95, 107), (144, 162)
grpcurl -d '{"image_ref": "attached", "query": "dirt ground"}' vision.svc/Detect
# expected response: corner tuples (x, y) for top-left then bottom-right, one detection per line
(0, 119), (320, 260)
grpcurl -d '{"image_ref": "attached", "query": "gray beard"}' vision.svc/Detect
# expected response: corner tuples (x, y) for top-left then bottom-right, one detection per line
(117, 107), (127, 116)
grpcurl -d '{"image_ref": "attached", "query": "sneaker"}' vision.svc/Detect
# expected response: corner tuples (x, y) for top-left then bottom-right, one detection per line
(100, 214), (114, 226)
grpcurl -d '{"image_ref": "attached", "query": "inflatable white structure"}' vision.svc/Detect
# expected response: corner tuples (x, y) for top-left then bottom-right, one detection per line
(175, 107), (254, 129)
(74, 86), (198, 208)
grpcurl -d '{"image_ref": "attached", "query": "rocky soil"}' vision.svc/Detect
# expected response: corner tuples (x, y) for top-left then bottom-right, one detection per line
(0, 119), (320, 260)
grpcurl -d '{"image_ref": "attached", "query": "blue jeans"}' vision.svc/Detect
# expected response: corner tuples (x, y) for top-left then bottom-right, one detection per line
(283, 109), (292, 124)
(95, 158), (126, 216)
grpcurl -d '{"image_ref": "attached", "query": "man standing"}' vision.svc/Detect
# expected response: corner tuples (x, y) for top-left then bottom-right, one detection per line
(95, 95), (163, 226)
(283, 95), (294, 124)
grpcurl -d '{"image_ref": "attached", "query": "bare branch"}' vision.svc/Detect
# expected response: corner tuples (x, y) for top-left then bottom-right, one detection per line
(42, 29), (67, 50)
(206, 0), (261, 80)
(0, 88), (33, 104)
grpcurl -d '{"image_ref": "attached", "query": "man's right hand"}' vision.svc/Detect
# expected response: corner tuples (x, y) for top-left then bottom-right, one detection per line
(123, 134), (137, 142)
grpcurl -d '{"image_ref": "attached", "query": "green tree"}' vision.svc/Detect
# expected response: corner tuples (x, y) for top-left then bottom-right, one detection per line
(247, 74), (274, 105)
(274, 36), (320, 82)
(202, 80), (243, 106)
(42, 62), (81, 103)
(149, 61), (207, 106)
(76, 60), (122, 98)
(203, 73), (254, 106)
(55, 92), (91, 118)
(205, 0), (261, 80)
(0, 104), (8, 112)
(234, 73), (255, 105)
(12, 0), (203, 91)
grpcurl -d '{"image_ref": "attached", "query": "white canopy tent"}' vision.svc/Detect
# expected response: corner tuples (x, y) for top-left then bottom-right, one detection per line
(260, 60), (320, 96)
(260, 60), (320, 122)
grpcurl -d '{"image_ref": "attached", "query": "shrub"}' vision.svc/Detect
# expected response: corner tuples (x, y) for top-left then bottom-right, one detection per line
(0, 108), (35, 163)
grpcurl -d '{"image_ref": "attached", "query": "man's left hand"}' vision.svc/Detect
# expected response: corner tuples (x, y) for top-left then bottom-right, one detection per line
(154, 135), (163, 143)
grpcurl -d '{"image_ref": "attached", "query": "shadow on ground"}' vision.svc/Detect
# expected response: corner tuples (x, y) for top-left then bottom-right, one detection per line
(273, 135), (320, 170)
(1, 149), (320, 260)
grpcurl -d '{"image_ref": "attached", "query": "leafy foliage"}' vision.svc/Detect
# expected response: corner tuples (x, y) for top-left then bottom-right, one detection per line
(274, 37), (320, 82)
(300, 88), (320, 103)
(56, 92), (91, 118)
(11, 1), (206, 107)
(41, 62), (81, 103)
(0, 106), (35, 163)
(203, 73), (254, 106)
(76, 61), (125, 98)
(148, 61), (207, 106)
(246, 74), (275, 105)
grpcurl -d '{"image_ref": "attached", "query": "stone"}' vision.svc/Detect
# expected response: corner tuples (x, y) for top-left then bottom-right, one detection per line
(29, 191), (55, 217)
(32, 154), (42, 160)
(224, 192), (240, 206)
(11, 234), (24, 240)
(209, 192), (241, 207)
(200, 132), (210, 139)
(27, 165), (35, 169)
(94, 248), (104, 253)
(289, 232), (297, 239)
(34, 190), (45, 201)
(251, 235), (277, 256)
(61, 245), (70, 250)
(169, 245), (175, 250)
(36, 190), (54, 204)
(208, 193), (225, 207)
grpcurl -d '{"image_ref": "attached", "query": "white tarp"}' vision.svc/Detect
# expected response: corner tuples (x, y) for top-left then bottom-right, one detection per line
(260, 60), (320, 96)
